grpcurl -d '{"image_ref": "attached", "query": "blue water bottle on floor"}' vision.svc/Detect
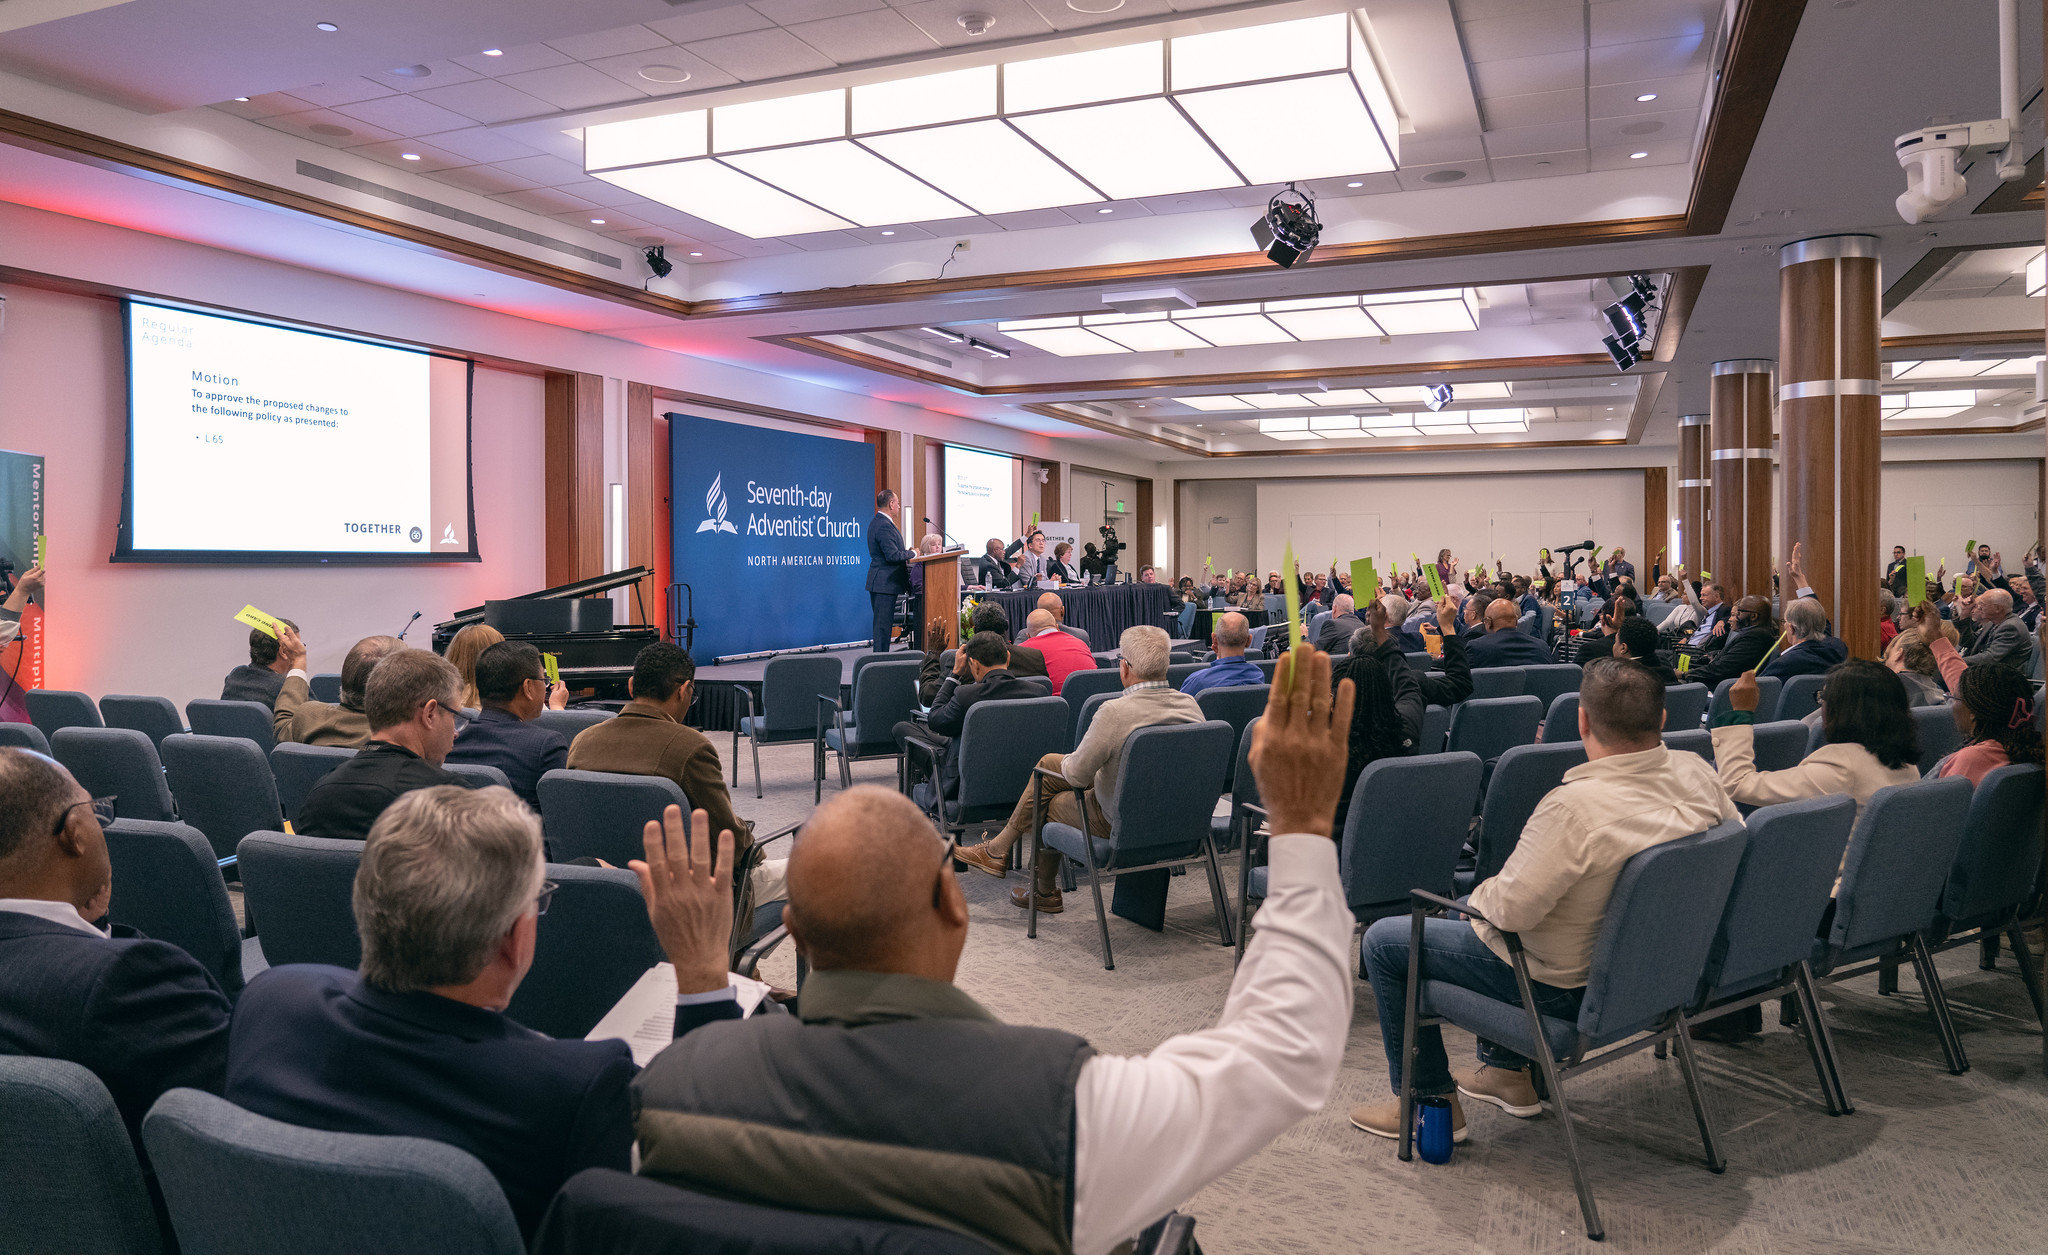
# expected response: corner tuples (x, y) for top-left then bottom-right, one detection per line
(1415, 1096), (1454, 1164)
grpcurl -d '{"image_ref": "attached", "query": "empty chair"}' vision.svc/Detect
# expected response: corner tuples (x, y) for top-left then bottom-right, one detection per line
(186, 698), (276, 752)
(443, 762), (512, 790)
(1306, 611), (1332, 646)
(1540, 692), (1582, 743)
(1663, 682), (1711, 730)
(25, 688), (102, 737)
(0, 1056), (165, 1255)
(926, 697), (1070, 845)
(52, 727), (174, 821)
(1060, 669), (1123, 746)
(1520, 664), (1582, 714)
(1912, 705), (1964, 775)
(1776, 673), (1827, 723)
(733, 655), (843, 798)
(99, 695), (185, 750)
(1445, 695), (1542, 769)
(1418, 704), (1450, 755)
(1165, 661), (1205, 688)
(1340, 752), (1485, 927)
(142, 1088), (523, 1255)
(1195, 684), (1268, 791)
(237, 832), (365, 969)
(1398, 820), (1748, 1241)
(538, 1168), (1001, 1253)
(534, 708), (612, 741)
(309, 672), (344, 704)
(504, 864), (665, 1040)
(1464, 742), (1587, 893)
(1662, 729), (1713, 761)
(0, 720), (49, 753)
(1930, 763), (2046, 1023)
(1689, 796), (1860, 1113)
(105, 818), (247, 998)
(1467, 667), (1527, 701)
(271, 742), (356, 824)
(1752, 720), (1814, 772)
(161, 733), (283, 865)
(817, 656), (919, 801)
(1032, 721), (1235, 969)
(1404, 651), (1435, 671)
(536, 770), (687, 866)
(1710, 675), (1781, 725)
(1253, 658), (1278, 681)
(1811, 776), (1976, 1073)
(1639, 597), (1677, 626)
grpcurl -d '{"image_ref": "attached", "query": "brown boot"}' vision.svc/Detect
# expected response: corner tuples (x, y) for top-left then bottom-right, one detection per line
(953, 842), (1009, 878)
(1010, 885), (1063, 913)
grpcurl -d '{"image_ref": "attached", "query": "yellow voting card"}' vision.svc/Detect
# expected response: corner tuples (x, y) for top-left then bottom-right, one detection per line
(34, 535), (46, 568)
(1423, 561), (1445, 601)
(1350, 558), (1379, 605)
(543, 652), (561, 685)
(1281, 537), (1304, 677)
(1905, 555), (1927, 606)
(233, 604), (286, 638)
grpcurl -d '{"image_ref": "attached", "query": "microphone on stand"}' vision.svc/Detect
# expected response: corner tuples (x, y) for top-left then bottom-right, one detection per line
(397, 611), (421, 640)
(922, 518), (968, 551)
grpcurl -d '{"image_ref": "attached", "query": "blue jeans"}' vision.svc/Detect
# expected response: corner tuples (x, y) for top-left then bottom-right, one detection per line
(1362, 915), (1585, 1096)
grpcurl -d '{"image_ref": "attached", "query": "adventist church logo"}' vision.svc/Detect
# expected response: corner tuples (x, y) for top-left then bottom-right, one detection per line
(695, 472), (738, 534)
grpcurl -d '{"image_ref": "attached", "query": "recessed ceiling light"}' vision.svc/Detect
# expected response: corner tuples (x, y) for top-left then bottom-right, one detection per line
(1629, 151), (1649, 159)
(400, 152), (421, 160)
(638, 64), (691, 84)
(1097, 207), (1114, 214)
(689, 251), (704, 257)
(391, 65), (432, 78)
(1636, 92), (1658, 102)
(233, 96), (249, 102)
(314, 22), (338, 32)
(590, 217), (606, 224)
(482, 48), (503, 56)
(880, 229), (896, 235)
(1346, 180), (1363, 187)
(1068, 0), (1124, 11)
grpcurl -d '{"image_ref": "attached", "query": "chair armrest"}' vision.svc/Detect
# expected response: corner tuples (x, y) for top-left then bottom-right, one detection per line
(816, 693), (845, 715)
(736, 923), (790, 978)
(1030, 764), (1069, 784)
(901, 731), (944, 756)
(755, 820), (802, 847)
(1408, 889), (1522, 951)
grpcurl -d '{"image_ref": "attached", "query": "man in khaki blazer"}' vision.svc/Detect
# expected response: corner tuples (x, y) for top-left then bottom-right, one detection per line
(271, 630), (402, 747)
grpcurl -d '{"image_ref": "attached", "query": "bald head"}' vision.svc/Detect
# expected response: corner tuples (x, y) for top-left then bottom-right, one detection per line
(1036, 592), (1066, 622)
(784, 787), (966, 977)
(1484, 599), (1520, 632)
(0, 749), (108, 919)
(1976, 588), (2013, 623)
(1211, 611), (1250, 655)
(340, 635), (405, 709)
(1331, 594), (1354, 617)
(1025, 608), (1057, 635)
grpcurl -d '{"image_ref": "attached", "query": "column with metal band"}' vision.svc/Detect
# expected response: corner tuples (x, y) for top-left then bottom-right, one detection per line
(1677, 414), (1710, 575)
(1709, 360), (1775, 602)
(1779, 234), (1882, 660)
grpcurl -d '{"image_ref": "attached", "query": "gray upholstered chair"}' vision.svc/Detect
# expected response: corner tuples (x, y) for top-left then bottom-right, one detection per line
(142, 1088), (523, 1255)
(817, 656), (920, 801)
(0, 720), (49, 753)
(1058, 669), (1123, 747)
(1540, 692), (1581, 743)
(535, 708), (613, 742)
(1445, 695), (1542, 774)
(24, 688), (102, 737)
(1466, 666), (1526, 701)
(105, 818), (249, 998)
(1462, 741), (1587, 894)
(1194, 684), (1268, 793)
(185, 698), (276, 751)
(1662, 729), (1713, 761)
(537, 769), (688, 866)
(1417, 703), (1451, 755)
(1751, 719), (1814, 772)
(505, 864), (666, 1040)
(271, 742), (355, 823)
(1070, 691), (1115, 754)
(0, 1056), (164, 1255)
(1928, 763), (2045, 1024)
(161, 733), (283, 865)
(1663, 681), (1712, 730)
(237, 832), (364, 969)
(443, 762), (511, 791)
(1519, 664), (1582, 714)
(1911, 705), (1965, 776)
(309, 673), (343, 703)
(1338, 751), (1484, 929)
(99, 694), (185, 750)
(52, 727), (174, 821)
(915, 696), (1068, 847)
(1774, 673), (1827, 724)
(734, 655), (843, 798)
(1709, 675), (1781, 726)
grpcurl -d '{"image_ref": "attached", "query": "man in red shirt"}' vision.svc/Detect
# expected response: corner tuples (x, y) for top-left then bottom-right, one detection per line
(1023, 608), (1098, 694)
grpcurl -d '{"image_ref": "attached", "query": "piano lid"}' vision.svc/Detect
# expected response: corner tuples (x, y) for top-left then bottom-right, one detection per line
(436, 566), (652, 632)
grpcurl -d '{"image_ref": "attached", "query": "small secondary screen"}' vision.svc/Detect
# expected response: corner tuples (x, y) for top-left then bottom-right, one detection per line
(118, 300), (476, 563)
(943, 444), (1014, 553)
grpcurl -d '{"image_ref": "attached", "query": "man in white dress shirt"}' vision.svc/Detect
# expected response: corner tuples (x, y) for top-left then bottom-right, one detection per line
(630, 646), (1357, 1255)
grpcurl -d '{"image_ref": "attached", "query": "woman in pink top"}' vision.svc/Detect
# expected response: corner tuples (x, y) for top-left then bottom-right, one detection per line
(1909, 602), (2043, 784)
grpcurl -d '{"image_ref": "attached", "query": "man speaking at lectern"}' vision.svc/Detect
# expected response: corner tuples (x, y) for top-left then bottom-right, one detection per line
(866, 490), (912, 652)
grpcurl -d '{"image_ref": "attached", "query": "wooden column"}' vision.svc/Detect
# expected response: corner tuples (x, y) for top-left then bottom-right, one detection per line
(1709, 360), (1775, 602)
(1678, 414), (1710, 575)
(1779, 234), (1882, 659)
(544, 371), (604, 588)
(624, 383), (661, 625)
(1039, 460), (1062, 523)
(1135, 479), (1155, 571)
(1643, 466), (1669, 576)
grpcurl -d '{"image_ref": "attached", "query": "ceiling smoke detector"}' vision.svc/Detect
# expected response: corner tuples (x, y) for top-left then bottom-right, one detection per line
(957, 12), (995, 35)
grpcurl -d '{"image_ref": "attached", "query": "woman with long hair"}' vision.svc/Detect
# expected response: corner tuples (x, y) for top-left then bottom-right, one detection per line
(1329, 622), (1418, 832)
(444, 622), (503, 710)
(1710, 659), (1921, 819)
(1910, 600), (2045, 784)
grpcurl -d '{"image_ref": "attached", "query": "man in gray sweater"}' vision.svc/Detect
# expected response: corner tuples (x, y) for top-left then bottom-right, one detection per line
(955, 625), (1201, 912)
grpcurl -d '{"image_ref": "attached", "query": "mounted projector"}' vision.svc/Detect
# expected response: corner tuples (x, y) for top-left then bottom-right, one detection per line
(1423, 384), (1453, 412)
(1100, 287), (1196, 314)
(1251, 184), (1321, 269)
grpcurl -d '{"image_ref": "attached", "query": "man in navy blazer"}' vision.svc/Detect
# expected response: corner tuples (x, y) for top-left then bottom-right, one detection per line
(446, 640), (571, 808)
(866, 489), (913, 652)
(0, 749), (232, 1141)
(1467, 599), (1557, 668)
(225, 786), (747, 1241)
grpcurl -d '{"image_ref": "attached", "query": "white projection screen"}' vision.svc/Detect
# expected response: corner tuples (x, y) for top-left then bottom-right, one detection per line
(117, 300), (477, 564)
(944, 444), (1015, 552)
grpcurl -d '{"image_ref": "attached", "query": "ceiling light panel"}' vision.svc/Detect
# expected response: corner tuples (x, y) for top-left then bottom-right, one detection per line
(852, 65), (996, 133)
(583, 111), (707, 171)
(592, 161), (853, 237)
(1313, 389), (1378, 405)
(1178, 395), (1256, 411)
(1347, 17), (1402, 167)
(1258, 416), (1309, 431)
(722, 141), (968, 226)
(1001, 327), (1129, 356)
(1003, 42), (1164, 113)
(1177, 75), (1394, 182)
(1358, 289), (1481, 334)
(861, 121), (1105, 213)
(1263, 430), (1327, 441)
(1177, 314), (1294, 346)
(713, 90), (845, 153)
(1009, 99), (1243, 200)
(2028, 251), (2045, 298)
(1308, 412), (1360, 431)
(1267, 305), (1383, 340)
(1246, 393), (1315, 409)
(1171, 14), (1350, 90)
(996, 316), (1079, 331)
(1416, 419), (1472, 434)
(1090, 320), (1209, 352)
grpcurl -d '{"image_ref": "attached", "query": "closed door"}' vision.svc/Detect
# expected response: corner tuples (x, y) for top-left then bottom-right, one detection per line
(1286, 513), (1381, 577)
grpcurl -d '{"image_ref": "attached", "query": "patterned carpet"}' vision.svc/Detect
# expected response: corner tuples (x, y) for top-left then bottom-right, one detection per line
(750, 739), (2048, 1255)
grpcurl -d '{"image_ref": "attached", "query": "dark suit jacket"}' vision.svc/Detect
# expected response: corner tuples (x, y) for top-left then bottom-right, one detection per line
(865, 514), (912, 596)
(1685, 624), (1777, 690)
(225, 966), (639, 1241)
(919, 643), (1045, 707)
(221, 663), (287, 705)
(1468, 628), (1556, 668)
(1317, 614), (1363, 652)
(926, 668), (1040, 799)
(447, 706), (569, 807)
(0, 911), (231, 1141)
(296, 741), (475, 842)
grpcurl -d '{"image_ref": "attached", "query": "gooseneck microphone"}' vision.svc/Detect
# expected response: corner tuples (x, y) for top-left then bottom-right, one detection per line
(397, 611), (421, 640)
(923, 517), (967, 550)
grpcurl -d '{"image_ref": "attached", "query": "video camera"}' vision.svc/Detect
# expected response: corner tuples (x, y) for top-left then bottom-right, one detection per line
(1097, 524), (1125, 563)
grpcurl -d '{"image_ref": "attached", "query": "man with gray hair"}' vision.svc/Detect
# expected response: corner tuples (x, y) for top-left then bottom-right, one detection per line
(956, 625), (1201, 911)
(1316, 593), (1362, 652)
(1181, 610), (1262, 695)
(296, 649), (477, 842)
(1759, 597), (1847, 681)
(271, 627), (404, 747)
(1961, 586), (2035, 671)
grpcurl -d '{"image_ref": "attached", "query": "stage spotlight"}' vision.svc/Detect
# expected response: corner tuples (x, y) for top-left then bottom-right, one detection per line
(923, 326), (969, 344)
(1424, 384), (1453, 412)
(1250, 184), (1322, 269)
(1602, 334), (1641, 371)
(1600, 301), (1637, 342)
(966, 337), (1010, 358)
(643, 246), (673, 279)
(1629, 272), (1657, 303)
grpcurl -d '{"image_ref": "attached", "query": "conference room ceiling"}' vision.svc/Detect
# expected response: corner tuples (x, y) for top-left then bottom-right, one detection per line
(0, 0), (2041, 462)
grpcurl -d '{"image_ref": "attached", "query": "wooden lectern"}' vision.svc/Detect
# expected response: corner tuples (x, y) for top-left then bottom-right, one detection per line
(910, 550), (966, 650)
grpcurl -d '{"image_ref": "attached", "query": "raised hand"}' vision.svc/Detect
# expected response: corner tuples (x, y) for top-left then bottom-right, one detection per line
(630, 805), (735, 995)
(1729, 670), (1761, 712)
(278, 624), (308, 672)
(1250, 645), (1355, 840)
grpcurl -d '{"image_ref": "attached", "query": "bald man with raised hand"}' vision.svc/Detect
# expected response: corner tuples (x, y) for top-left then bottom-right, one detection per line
(1467, 597), (1557, 668)
(629, 647), (1357, 1255)
(272, 627), (404, 746)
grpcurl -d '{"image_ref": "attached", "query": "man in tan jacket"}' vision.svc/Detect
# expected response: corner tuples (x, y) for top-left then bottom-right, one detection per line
(271, 628), (401, 747)
(1350, 658), (1738, 1142)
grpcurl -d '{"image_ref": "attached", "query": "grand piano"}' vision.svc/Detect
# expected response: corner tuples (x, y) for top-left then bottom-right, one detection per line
(432, 566), (657, 699)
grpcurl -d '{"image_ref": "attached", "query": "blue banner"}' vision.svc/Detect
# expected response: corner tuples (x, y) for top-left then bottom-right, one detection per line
(670, 414), (875, 663)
